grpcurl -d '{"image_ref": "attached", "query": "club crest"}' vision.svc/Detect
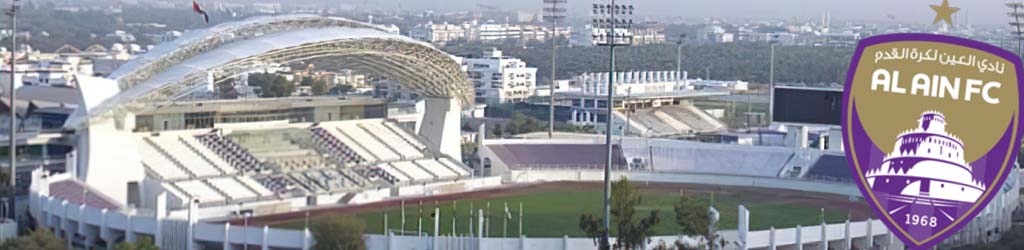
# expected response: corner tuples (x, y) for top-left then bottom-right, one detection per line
(842, 34), (1023, 249)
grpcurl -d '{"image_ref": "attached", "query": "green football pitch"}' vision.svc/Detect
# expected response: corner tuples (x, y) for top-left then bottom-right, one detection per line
(272, 182), (870, 237)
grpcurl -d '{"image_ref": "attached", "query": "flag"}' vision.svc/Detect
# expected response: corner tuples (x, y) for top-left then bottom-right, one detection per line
(192, 1), (210, 24)
(504, 203), (512, 219)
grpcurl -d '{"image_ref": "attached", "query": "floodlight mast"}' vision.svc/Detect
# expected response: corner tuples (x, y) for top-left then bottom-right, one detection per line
(5, 0), (19, 221)
(592, 1), (633, 249)
(543, 0), (567, 139)
(1008, 3), (1024, 58)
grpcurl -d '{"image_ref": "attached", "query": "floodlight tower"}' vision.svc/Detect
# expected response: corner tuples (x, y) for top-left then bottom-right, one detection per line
(543, 0), (567, 139)
(4, 0), (19, 221)
(592, 1), (633, 249)
(1008, 2), (1024, 58)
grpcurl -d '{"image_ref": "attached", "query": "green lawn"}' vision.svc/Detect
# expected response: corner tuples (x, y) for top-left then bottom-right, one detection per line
(275, 189), (853, 237)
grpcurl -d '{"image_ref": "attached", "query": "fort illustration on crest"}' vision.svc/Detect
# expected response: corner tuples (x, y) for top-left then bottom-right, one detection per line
(864, 111), (985, 221)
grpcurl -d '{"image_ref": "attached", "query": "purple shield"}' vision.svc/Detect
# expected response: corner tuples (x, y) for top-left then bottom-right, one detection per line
(842, 34), (1024, 249)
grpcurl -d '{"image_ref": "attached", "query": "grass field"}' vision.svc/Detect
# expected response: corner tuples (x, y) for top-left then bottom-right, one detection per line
(272, 182), (868, 237)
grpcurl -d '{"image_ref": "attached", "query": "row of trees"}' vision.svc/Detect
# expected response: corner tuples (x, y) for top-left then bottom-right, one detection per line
(229, 73), (352, 99)
(579, 177), (719, 250)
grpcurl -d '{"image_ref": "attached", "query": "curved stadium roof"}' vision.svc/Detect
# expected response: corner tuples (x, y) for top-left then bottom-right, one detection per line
(67, 15), (472, 128)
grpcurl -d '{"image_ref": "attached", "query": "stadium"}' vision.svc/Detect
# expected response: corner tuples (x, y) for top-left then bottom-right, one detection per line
(24, 15), (1021, 250)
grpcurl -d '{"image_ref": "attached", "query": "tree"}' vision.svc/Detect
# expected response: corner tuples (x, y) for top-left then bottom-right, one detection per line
(492, 123), (504, 138)
(330, 84), (354, 95)
(216, 78), (239, 99)
(300, 76), (315, 87)
(248, 72), (296, 98)
(0, 228), (65, 250)
(673, 196), (715, 250)
(112, 237), (159, 250)
(311, 79), (329, 96)
(579, 177), (660, 250)
(311, 215), (366, 250)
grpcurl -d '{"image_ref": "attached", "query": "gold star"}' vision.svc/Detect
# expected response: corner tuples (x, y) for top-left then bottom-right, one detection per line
(930, 0), (960, 26)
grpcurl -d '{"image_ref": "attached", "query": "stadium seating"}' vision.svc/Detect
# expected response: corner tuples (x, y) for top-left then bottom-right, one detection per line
(414, 159), (458, 178)
(229, 129), (325, 171)
(359, 122), (424, 159)
(236, 176), (276, 197)
(384, 122), (427, 149)
(179, 136), (237, 174)
(649, 143), (793, 177)
(352, 166), (399, 184)
(438, 157), (472, 176)
(309, 126), (366, 166)
(207, 177), (260, 200)
(335, 122), (402, 161)
(196, 133), (263, 173)
(137, 137), (191, 180)
(255, 175), (295, 194)
(147, 135), (223, 177)
(321, 125), (379, 163)
(392, 161), (435, 180)
(805, 154), (851, 181)
(172, 180), (226, 203)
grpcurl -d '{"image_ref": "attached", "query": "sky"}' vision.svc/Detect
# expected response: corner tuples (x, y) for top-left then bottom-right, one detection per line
(351, 0), (1009, 25)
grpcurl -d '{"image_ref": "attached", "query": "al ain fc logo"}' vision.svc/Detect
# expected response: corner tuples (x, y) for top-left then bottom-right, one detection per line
(841, 33), (1024, 249)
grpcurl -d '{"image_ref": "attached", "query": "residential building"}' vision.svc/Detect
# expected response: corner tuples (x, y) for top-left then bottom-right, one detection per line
(464, 49), (537, 104)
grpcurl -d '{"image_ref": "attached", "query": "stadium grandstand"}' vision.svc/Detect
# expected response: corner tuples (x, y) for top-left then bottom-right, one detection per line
(28, 15), (494, 250)
(626, 104), (727, 136)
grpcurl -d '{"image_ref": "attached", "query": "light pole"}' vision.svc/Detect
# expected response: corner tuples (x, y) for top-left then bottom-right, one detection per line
(767, 38), (778, 125)
(1008, 3), (1024, 58)
(543, 0), (567, 139)
(592, 1), (633, 249)
(676, 34), (686, 85)
(5, 0), (18, 222)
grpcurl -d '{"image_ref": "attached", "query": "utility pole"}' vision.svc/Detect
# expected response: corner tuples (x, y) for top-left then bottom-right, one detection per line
(592, 1), (633, 249)
(5, 0), (19, 222)
(543, 0), (567, 139)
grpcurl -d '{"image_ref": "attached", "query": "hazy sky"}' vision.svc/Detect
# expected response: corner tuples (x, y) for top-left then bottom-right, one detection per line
(354, 0), (1008, 25)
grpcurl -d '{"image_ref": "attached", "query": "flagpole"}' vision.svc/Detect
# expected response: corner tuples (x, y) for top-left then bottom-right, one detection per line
(418, 200), (423, 237)
(519, 202), (523, 237)
(469, 202), (474, 237)
(486, 202), (490, 237)
(452, 200), (457, 236)
(503, 202), (508, 238)
(401, 200), (406, 234)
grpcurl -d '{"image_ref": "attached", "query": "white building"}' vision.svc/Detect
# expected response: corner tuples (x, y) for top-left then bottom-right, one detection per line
(410, 22), (467, 45)
(576, 70), (689, 96)
(464, 49), (537, 104)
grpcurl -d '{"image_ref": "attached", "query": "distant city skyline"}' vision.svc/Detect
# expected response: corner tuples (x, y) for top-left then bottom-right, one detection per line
(347, 0), (1006, 25)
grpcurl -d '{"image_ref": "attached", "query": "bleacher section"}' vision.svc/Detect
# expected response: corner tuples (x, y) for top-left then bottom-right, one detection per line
(439, 157), (472, 176)
(133, 119), (474, 205)
(147, 136), (224, 177)
(805, 154), (851, 181)
(309, 126), (366, 166)
(196, 133), (263, 173)
(360, 122), (424, 159)
(415, 159), (458, 178)
(629, 104), (726, 136)
(228, 129), (325, 171)
(647, 143), (794, 177)
(173, 180), (227, 203)
(207, 177), (261, 200)
(334, 122), (403, 161)
(138, 137), (191, 180)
